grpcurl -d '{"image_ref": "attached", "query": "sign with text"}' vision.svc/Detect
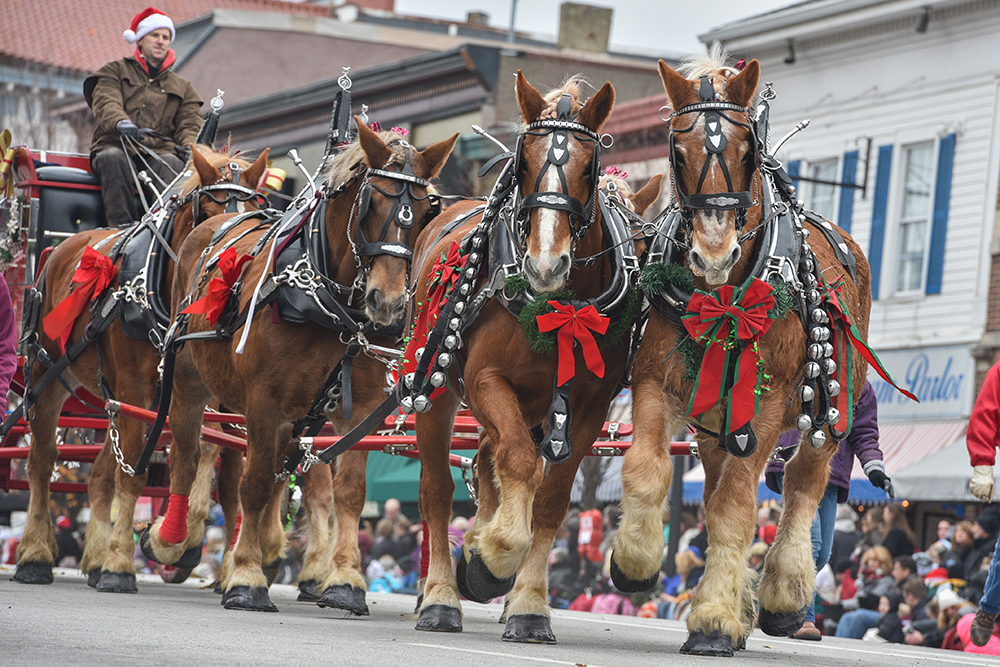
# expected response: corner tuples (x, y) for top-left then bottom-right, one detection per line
(869, 344), (972, 421)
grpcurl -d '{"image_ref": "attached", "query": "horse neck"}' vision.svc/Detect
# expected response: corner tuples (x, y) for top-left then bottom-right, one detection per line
(325, 178), (365, 288)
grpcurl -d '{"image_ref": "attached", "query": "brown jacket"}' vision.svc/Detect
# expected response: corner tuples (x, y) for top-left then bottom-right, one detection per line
(84, 56), (202, 155)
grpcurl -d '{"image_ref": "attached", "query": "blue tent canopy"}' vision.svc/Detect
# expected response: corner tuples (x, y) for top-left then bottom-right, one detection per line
(682, 477), (891, 506)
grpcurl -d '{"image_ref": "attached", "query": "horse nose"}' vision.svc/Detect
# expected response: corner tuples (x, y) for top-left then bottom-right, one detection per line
(523, 252), (570, 289)
(688, 245), (741, 277)
(365, 288), (406, 324)
(365, 287), (385, 314)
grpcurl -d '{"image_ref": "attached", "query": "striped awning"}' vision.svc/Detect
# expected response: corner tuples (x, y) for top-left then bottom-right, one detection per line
(849, 421), (966, 477)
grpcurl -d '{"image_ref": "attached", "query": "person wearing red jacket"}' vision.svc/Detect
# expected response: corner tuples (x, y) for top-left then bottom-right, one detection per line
(966, 359), (1000, 647)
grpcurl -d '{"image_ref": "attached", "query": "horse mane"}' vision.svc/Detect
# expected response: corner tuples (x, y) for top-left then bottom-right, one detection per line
(181, 145), (253, 195)
(518, 75), (589, 129)
(676, 43), (752, 105)
(323, 131), (416, 188)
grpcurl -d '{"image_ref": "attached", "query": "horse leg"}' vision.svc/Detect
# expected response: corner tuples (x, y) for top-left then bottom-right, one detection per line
(258, 448), (290, 588)
(456, 431), (501, 603)
(415, 390), (464, 632)
(217, 445), (243, 549)
(503, 412), (605, 644)
(80, 442), (115, 587)
(318, 450), (369, 615)
(758, 431), (836, 636)
(13, 381), (69, 584)
(296, 462), (333, 601)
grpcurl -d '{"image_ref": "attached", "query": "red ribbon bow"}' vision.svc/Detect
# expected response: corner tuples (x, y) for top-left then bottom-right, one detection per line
(42, 246), (117, 353)
(682, 278), (775, 433)
(536, 301), (610, 386)
(401, 241), (468, 395)
(182, 247), (253, 325)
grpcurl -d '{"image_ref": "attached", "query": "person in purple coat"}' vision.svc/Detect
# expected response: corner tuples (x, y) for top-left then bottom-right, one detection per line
(0, 275), (17, 410)
(764, 380), (892, 640)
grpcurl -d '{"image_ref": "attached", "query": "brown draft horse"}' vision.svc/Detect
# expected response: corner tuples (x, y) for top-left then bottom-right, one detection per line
(411, 73), (661, 642)
(146, 124), (457, 612)
(611, 52), (872, 656)
(14, 147), (269, 592)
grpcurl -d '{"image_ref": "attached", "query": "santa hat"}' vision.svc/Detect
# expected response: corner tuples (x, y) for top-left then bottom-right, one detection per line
(123, 7), (175, 44)
(56, 516), (71, 530)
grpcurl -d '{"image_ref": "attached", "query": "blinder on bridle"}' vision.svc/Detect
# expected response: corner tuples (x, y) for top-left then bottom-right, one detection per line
(514, 93), (603, 246)
(187, 161), (267, 224)
(353, 141), (440, 263)
(669, 75), (759, 231)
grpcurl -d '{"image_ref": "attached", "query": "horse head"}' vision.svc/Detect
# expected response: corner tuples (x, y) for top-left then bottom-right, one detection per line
(659, 57), (760, 285)
(353, 121), (458, 326)
(182, 146), (270, 233)
(514, 71), (614, 293)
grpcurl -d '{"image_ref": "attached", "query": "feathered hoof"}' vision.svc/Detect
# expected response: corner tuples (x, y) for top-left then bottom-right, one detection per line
(737, 635), (747, 651)
(262, 558), (281, 587)
(609, 551), (658, 593)
(758, 604), (809, 637)
(415, 604), (463, 633)
(680, 631), (735, 657)
(297, 579), (323, 601)
(95, 570), (138, 593)
(138, 526), (201, 568)
(223, 585), (278, 612)
(502, 614), (557, 644)
(317, 583), (369, 616)
(87, 569), (102, 588)
(456, 549), (514, 603)
(11, 561), (54, 585)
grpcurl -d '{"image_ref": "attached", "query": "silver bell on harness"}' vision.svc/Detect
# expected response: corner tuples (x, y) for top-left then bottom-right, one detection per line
(413, 394), (432, 413)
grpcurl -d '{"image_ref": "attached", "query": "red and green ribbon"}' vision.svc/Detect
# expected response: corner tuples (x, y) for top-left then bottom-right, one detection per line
(401, 241), (467, 397)
(536, 301), (610, 386)
(42, 246), (117, 353)
(682, 277), (775, 434)
(182, 247), (253, 325)
(820, 275), (918, 433)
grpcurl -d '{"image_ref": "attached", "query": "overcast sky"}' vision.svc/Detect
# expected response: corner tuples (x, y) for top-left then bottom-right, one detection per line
(394, 0), (796, 55)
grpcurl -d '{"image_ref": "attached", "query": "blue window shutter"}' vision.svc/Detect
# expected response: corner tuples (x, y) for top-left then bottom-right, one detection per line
(869, 145), (893, 300)
(925, 133), (955, 295)
(787, 160), (800, 191)
(838, 150), (858, 233)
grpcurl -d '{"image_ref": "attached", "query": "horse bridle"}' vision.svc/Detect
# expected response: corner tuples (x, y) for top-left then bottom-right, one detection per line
(351, 140), (440, 264)
(184, 161), (267, 225)
(669, 75), (759, 232)
(514, 93), (602, 248)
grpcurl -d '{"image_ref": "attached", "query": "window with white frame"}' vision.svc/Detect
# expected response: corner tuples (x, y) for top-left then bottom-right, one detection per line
(807, 159), (838, 223)
(895, 142), (934, 293)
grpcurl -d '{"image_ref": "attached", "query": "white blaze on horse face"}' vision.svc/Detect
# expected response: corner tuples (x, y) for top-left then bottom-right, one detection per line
(687, 123), (742, 285)
(523, 133), (571, 291)
(535, 137), (560, 269)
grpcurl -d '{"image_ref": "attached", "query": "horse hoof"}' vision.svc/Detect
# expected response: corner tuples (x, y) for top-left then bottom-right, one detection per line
(262, 558), (280, 587)
(317, 583), (369, 616)
(87, 569), (102, 588)
(737, 635), (747, 651)
(160, 566), (193, 584)
(297, 579), (323, 602)
(609, 551), (658, 593)
(415, 604), (463, 632)
(223, 585), (278, 612)
(456, 549), (514, 603)
(680, 631), (734, 657)
(758, 604), (809, 637)
(138, 525), (201, 568)
(499, 597), (509, 624)
(213, 579), (223, 595)
(502, 614), (557, 644)
(414, 593), (423, 614)
(95, 571), (138, 593)
(11, 561), (54, 585)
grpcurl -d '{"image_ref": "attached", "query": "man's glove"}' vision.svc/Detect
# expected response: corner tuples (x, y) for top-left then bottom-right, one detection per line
(970, 465), (995, 503)
(174, 144), (192, 163)
(116, 119), (141, 140)
(867, 468), (895, 498)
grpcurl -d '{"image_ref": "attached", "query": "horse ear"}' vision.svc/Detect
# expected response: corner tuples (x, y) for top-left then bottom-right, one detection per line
(658, 59), (696, 111)
(631, 174), (663, 215)
(515, 70), (547, 123)
(418, 133), (459, 179)
(356, 116), (392, 168)
(244, 148), (270, 190)
(191, 144), (220, 185)
(725, 59), (760, 107)
(577, 81), (615, 132)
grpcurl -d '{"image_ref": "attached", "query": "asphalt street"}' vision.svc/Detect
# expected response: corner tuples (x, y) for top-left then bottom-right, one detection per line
(1, 565), (995, 667)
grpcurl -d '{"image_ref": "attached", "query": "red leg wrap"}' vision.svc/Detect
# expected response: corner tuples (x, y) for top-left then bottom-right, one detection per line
(158, 494), (189, 545)
(420, 520), (429, 579)
(230, 512), (243, 550)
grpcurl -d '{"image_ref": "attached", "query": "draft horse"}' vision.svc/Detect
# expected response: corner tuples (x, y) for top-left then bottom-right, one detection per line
(409, 73), (660, 642)
(145, 124), (457, 612)
(13, 146), (269, 592)
(611, 53), (875, 656)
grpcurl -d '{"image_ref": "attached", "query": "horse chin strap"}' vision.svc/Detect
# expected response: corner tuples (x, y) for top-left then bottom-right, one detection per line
(514, 94), (602, 252)
(670, 75), (759, 234)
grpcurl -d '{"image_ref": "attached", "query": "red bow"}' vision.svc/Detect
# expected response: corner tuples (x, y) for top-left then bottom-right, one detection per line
(682, 278), (775, 433)
(401, 241), (467, 396)
(536, 301), (609, 386)
(182, 248), (253, 325)
(42, 246), (117, 353)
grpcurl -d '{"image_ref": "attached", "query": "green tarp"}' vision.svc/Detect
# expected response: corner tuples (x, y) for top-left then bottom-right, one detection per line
(364, 453), (471, 504)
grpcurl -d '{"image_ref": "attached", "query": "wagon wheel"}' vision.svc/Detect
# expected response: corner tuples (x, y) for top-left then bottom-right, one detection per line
(156, 563), (194, 584)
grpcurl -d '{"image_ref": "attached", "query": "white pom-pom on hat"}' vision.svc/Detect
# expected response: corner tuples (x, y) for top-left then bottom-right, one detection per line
(123, 29), (137, 44)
